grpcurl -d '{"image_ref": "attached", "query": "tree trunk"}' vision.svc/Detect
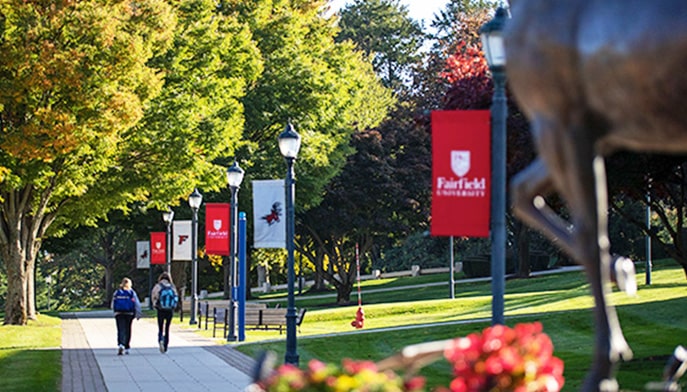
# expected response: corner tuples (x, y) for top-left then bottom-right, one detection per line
(312, 252), (327, 291)
(27, 263), (37, 320)
(336, 283), (352, 305)
(2, 244), (28, 325)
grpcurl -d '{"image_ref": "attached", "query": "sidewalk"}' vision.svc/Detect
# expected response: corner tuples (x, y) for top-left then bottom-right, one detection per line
(61, 310), (255, 392)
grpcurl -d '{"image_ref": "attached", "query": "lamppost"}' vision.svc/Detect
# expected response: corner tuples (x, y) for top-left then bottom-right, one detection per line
(480, 6), (508, 326)
(162, 207), (174, 275)
(278, 122), (301, 365)
(226, 161), (245, 342)
(188, 188), (203, 325)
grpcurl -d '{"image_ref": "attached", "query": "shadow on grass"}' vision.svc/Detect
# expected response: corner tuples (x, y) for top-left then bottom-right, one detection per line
(0, 349), (61, 391)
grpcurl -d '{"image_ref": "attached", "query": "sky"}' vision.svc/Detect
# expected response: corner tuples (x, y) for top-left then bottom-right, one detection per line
(329, 0), (449, 27)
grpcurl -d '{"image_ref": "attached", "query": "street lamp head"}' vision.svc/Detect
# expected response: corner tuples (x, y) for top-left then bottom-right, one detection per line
(479, 7), (509, 69)
(162, 207), (174, 224)
(188, 188), (203, 211)
(226, 161), (245, 188)
(278, 122), (301, 159)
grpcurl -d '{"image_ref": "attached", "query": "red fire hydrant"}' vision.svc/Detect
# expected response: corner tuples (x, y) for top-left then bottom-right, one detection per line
(351, 306), (365, 329)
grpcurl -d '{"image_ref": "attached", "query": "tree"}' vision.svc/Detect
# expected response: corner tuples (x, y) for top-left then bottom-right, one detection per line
(0, 0), (261, 324)
(606, 153), (687, 276)
(412, 0), (490, 111)
(437, 19), (536, 278)
(337, 0), (426, 93)
(232, 0), (392, 200)
(298, 104), (432, 303)
(217, 0), (393, 292)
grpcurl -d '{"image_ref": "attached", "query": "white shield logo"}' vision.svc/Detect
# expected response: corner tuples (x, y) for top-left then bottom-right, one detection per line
(451, 150), (470, 177)
(213, 219), (222, 231)
(155, 241), (162, 249)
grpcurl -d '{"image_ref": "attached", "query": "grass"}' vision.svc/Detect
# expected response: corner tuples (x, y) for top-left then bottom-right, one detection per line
(0, 313), (62, 391)
(0, 261), (684, 392)
(227, 262), (687, 391)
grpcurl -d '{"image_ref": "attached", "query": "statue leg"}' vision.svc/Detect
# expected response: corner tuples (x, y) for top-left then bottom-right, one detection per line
(512, 116), (632, 391)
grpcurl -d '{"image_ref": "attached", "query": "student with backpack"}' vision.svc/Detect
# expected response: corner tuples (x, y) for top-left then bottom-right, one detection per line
(111, 277), (142, 355)
(151, 272), (178, 353)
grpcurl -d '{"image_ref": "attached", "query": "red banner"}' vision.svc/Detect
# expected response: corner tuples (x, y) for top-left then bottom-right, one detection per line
(205, 203), (230, 256)
(150, 232), (166, 265)
(431, 110), (491, 237)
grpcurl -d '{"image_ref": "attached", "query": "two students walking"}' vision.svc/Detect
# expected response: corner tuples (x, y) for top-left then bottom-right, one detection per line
(111, 272), (178, 355)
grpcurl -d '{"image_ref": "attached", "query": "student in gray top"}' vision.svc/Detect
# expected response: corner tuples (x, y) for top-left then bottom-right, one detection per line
(151, 272), (178, 353)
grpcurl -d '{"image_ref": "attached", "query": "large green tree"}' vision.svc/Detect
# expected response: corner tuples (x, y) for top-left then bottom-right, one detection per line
(216, 0), (393, 290)
(337, 0), (425, 93)
(298, 106), (431, 303)
(225, 0), (392, 205)
(0, 0), (261, 324)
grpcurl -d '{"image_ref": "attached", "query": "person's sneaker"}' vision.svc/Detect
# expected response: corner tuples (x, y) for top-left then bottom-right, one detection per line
(125, 349), (130, 355)
(118, 344), (124, 356)
(164, 344), (168, 353)
(159, 340), (165, 353)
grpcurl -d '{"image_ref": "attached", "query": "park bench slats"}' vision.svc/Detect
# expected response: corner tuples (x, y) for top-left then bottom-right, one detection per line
(245, 307), (307, 334)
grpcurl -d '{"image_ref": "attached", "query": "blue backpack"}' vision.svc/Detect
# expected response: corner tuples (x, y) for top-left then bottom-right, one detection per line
(113, 289), (135, 313)
(158, 284), (178, 310)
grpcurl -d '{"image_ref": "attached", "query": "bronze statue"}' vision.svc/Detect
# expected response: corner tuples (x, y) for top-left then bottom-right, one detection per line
(505, 0), (687, 390)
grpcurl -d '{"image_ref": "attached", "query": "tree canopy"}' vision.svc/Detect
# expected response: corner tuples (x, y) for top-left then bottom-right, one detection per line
(336, 0), (426, 93)
(0, 0), (257, 324)
(0, 0), (393, 322)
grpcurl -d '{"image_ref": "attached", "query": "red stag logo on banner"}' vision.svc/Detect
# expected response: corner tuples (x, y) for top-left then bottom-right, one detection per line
(150, 232), (166, 265)
(431, 110), (491, 237)
(205, 203), (230, 256)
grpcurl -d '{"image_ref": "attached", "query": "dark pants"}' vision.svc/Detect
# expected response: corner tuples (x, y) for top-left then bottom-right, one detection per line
(115, 313), (135, 349)
(157, 309), (173, 349)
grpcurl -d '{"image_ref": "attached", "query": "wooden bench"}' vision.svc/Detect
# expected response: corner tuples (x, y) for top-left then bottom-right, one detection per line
(245, 308), (307, 334)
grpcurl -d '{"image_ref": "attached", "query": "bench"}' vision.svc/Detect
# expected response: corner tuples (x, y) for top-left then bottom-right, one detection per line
(212, 307), (228, 338)
(245, 308), (307, 334)
(180, 296), (267, 323)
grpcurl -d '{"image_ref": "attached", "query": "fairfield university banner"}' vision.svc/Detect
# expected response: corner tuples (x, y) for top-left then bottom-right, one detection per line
(252, 179), (286, 248)
(172, 220), (192, 261)
(431, 110), (491, 237)
(150, 232), (166, 265)
(206, 203), (230, 256)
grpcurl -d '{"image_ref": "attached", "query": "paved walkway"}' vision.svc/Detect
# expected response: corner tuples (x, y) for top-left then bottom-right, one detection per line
(61, 310), (255, 392)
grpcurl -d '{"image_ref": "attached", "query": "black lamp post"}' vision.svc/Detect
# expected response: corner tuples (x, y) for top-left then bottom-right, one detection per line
(188, 188), (203, 325)
(162, 207), (174, 275)
(226, 161), (245, 342)
(278, 122), (301, 365)
(480, 6), (508, 326)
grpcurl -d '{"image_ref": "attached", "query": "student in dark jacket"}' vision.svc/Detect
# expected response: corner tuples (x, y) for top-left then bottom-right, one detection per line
(111, 277), (142, 355)
(151, 272), (178, 353)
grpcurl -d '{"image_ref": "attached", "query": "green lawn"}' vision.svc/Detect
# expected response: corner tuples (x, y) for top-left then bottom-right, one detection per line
(0, 313), (62, 391)
(0, 261), (685, 392)
(230, 263), (687, 391)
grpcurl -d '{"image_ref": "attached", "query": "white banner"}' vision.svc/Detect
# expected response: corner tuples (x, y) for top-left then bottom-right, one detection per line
(136, 241), (150, 269)
(252, 179), (286, 248)
(173, 220), (192, 261)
